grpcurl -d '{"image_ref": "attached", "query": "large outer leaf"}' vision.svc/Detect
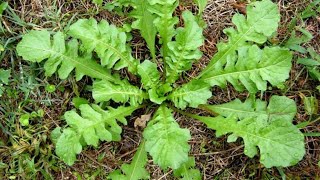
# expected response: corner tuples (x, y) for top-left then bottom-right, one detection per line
(198, 0), (280, 78)
(201, 96), (297, 122)
(200, 46), (292, 92)
(55, 104), (138, 165)
(192, 96), (305, 168)
(16, 30), (115, 81)
(68, 19), (138, 73)
(108, 141), (150, 180)
(143, 105), (191, 169)
(196, 116), (305, 168)
(93, 80), (147, 106)
(169, 80), (211, 109)
(130, 0), (157, 60)
(166, 10), (204, 84)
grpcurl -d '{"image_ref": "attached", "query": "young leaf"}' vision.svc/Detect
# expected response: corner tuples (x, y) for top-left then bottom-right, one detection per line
(56, 104), (139, 165)
(307, 67), (320, 81)
(129, 0), (157, 60)
(198, 0), (280, 78)
(137, 60), (169, 104)
(0, 69), (10, 85)
(50, 127), (62, 144)
(16, 30), (116, 82)
(92, 80), (147, 106)
(297, 58), (320, 67)
(194, 0), (208, 15)
(92, 0), (103, 5)
(108, 141), (150, 180)
(201, 96), (297, 122)
(192, 96), (305, 168)
(302, 96), (318, 115)
(56, 129), (82, 165)
(68, 19), (139, 73)
(298, 47), (320, 81)
(0, 2), (8, 15)
(148, 88), (167, 104)
(137, 60), (160, 90)
(173, 157), (201, 180)
(200, 46), (292, 92)
(137, 60), (168, 104)
(284, 27), (313, 53)
(143, 105), (191, 169)
(147, 0), (178, 33)
(166, 10), (204, 83)
(147, 0), (179, 56)
(308, 47), (320, 62)
(301, 0), (320, 19)
(169, 80), (211, 109)
(72, 97), (89, 108)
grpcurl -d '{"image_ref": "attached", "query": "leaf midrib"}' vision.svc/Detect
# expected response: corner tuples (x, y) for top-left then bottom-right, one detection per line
(18, 45), (115, 82)
(129, 141), (146, 180)
(78, 106), (137, 135)
(207, 117), (299, 149)
(202, 55), (287, 82)
(171, 86), (208, 98)
(73, 34), (134, 68)
(208, 106), (293, 117)
(96, 90), (146, 97)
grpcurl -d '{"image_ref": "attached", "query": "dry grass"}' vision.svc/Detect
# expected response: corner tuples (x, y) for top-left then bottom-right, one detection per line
(0, 0), (319, 179)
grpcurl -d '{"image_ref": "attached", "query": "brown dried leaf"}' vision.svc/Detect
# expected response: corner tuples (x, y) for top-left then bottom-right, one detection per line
(232, 2), (247, 14)
(134, 114), (152, 129)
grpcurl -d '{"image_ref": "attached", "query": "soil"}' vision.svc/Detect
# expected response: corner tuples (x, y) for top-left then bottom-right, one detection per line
(0, 0), (319, 179)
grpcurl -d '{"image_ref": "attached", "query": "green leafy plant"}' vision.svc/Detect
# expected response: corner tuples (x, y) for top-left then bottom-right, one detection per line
(283, 1), (320, 82)
(0, 68), (10, 96)
(297, 47), (320, 81)
(284, 27), (320, 81)
(301, 0), (320, 19)
(0, 1), (8, 34)
(16, 0), (306, 178)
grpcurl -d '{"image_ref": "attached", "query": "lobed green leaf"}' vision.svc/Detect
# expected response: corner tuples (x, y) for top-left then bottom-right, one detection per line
(200, 46), (292, 93)
(198, 0), (280, 78)
(201, 95), (297, 122)
(193, 96), (305, 168)
(16, 30), (115, 81)
(166, 10), (204, 84)
(56, 129), (82, 166)
(55, 104), (139, 165)
(143, 105), (191, 169)
(93, 80), (147, 106)
(68, 19), (139, 73)
(147, 0), (179, 52)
